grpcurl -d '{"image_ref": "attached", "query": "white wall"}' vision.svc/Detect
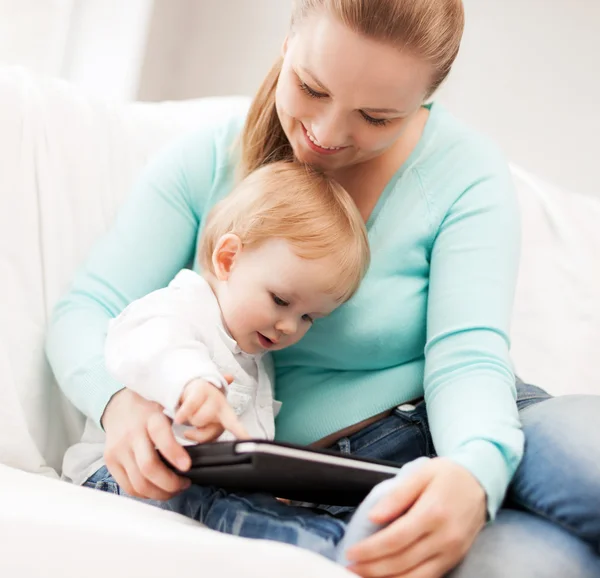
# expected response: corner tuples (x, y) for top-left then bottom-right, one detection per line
(138, 0), (599, 196)
(437, 0), (600, 196)
(61, 0), (153, 101)
(1, 0), (597, 193)
(0, 0), (75, 77)
(0, 0), (153, 101)
(138, 0), (291, 101)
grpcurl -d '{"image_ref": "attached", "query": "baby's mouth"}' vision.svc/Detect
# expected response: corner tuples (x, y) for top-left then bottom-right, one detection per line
(257, 332), (275, 348)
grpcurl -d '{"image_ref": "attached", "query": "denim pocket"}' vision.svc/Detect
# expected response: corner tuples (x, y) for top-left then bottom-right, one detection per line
(83, 465), (120, 495)
(391, 400), (436, 458)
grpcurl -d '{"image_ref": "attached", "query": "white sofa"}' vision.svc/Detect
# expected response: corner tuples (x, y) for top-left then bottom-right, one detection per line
(0, 67), (598, 577)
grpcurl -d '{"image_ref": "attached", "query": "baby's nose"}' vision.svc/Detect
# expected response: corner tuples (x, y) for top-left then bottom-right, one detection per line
(275, 316), (298, 335)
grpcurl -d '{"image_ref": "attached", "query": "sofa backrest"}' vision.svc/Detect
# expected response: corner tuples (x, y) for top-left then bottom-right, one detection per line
(0, 67), (598, 476)
(0, 67), (248, 474)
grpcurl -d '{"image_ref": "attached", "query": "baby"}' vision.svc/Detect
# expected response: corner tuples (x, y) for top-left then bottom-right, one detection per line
(104, 161), (370, 445)
(100, 161), (410, 566)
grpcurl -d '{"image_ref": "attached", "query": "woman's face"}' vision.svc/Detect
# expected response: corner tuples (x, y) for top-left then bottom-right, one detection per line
(276, 13), (433, 172)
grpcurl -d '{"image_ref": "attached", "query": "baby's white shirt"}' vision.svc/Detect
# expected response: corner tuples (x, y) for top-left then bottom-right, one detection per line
(61, 270), (279, 486)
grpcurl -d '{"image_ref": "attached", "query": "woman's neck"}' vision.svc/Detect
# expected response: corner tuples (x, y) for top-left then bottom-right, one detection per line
(330, 106), (430, 223)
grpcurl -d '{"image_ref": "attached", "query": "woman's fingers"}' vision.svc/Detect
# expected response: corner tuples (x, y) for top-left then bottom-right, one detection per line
(349, 554), (444, 578)
(102, 389), (190, 500)
(104, 459), (134, 496)
(369, 464), (434, 524)
(131, 431), (190, 497)
(347, 515), (429, 565)
(348, 532), (435, 577)
(347, 467), (433, 564)
(348, 458), (487, 578)
(122, 450), (174, 501)
(147, 411), (191, 472)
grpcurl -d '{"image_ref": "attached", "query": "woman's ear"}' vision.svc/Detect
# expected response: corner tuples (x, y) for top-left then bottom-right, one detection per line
(212, 234), (243, 281)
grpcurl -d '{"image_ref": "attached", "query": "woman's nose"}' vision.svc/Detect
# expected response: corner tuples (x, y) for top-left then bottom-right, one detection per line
(311, 108), (346, 148)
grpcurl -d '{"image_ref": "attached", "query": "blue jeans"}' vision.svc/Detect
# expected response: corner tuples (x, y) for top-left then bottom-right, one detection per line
(85, 379), (600, 575)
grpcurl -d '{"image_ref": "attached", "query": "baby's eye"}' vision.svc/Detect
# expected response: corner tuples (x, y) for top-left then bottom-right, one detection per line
(271, 294), (289, 307)
(302, 314), (314, 323)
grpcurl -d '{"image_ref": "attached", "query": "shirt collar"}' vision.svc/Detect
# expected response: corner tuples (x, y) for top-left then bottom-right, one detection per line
(216, 323), (263, 359)
(216, 323), (241, 354)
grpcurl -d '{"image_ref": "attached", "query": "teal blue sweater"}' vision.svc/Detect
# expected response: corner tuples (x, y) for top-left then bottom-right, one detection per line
(46, 100), (523, 517)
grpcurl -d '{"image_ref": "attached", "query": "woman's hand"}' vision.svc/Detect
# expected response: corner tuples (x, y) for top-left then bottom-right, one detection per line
(101, 388), (193, 501)
(345, 458), (487, 578)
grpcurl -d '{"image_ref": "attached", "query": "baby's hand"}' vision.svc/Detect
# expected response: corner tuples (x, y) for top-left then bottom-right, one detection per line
(174, 378), (250, 443)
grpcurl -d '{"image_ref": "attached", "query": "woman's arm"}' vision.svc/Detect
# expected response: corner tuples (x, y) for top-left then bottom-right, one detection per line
(46, 127), (223, 427)
(424, 160), (523, 519)
(45, 107), (244, 498)
(345, 158), (523, 577)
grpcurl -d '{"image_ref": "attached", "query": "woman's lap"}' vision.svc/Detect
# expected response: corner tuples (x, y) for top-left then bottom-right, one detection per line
(449, 509), (600, 578)
(508, 392), (600, 549)
(85, 376), (600, 569)
(455, 377), (600, 576)
(319, 378), (600, 556)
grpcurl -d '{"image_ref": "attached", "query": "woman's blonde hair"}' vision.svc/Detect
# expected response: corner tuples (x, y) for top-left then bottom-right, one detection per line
(240, 0), (464, 176)
(200, 161), (370, 303)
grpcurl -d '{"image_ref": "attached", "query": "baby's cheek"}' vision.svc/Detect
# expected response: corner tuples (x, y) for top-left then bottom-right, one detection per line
(238, 297), (266, 327)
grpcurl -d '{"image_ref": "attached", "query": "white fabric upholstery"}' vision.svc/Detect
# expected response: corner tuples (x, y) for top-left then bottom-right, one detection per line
(0, 67), (251, 476)
(510, 164), (600, 397)
(0, 462), (349, 578)
(0, 66), (598, 576)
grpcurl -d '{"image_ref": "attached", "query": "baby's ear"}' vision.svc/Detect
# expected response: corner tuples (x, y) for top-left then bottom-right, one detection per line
(212, 234), (242, 281)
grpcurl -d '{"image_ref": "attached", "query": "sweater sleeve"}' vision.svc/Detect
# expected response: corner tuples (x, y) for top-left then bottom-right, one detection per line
(104, 282), (228, 414)
(423, 160), (524, 519)
(45, 124), (232, 429)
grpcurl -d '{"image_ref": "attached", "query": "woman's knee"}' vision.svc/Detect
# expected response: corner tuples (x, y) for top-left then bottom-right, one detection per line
(449, 509), (600, 578)
(516, 395), (600, 492)
(511, 395), (600, 548)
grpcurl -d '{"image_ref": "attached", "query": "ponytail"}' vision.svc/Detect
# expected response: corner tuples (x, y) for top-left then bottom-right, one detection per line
(239, 57), (293, 178)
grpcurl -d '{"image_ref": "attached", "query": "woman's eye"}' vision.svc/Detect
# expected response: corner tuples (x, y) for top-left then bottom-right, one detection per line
(272, 294), (288, 307)
(302, 314), (314, 323)
(299, 81), (327, 99)
(360, 111), (391, 127)
(298, 79), (390, 127)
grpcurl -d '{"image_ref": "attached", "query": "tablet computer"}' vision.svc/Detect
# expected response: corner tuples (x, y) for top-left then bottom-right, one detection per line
(166, 440), (404, 506)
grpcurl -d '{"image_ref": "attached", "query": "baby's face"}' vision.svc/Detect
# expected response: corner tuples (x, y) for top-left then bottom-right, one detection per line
(217, 238), (340, 355)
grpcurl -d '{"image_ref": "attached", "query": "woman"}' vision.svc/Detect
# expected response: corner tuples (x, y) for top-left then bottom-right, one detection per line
(47, 0), (600, 576)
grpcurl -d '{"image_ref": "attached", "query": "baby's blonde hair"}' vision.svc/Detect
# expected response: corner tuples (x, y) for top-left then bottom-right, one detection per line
(200, 161), (370, 303)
